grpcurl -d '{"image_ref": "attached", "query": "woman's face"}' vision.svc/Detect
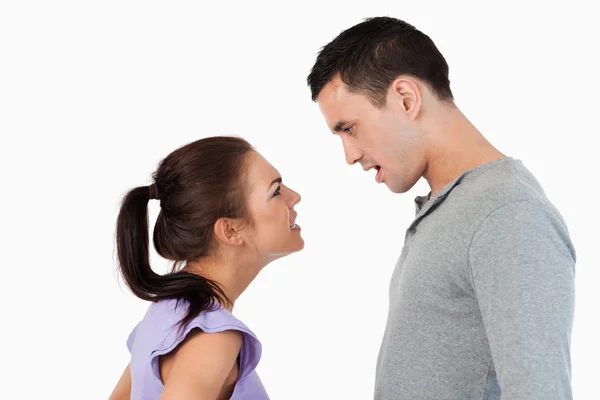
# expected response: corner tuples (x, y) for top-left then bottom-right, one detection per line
(242, 151), (304, 261)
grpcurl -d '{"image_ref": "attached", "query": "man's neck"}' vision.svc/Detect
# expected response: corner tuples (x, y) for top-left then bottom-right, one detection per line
(422, 106), (505, 196)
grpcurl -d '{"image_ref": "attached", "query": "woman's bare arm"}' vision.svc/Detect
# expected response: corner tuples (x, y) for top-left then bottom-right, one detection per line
(108, 364), (131, 400)
(160, 329), (242, 400)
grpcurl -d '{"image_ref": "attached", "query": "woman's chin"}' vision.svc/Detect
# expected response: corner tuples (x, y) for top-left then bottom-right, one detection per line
(290, 234), (305, 252)
(269, 238), (305, 261)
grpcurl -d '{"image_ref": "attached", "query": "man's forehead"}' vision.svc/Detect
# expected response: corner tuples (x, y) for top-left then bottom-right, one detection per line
(328, 75), (344, 89)
(318, 81), (350, 114)
(319, 76), (347, 100)
(318, 84), (358, 129)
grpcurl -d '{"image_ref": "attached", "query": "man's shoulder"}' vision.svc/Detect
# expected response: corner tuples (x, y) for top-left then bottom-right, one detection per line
(441, 158), (572, 241)
(459, 158), (552, 213)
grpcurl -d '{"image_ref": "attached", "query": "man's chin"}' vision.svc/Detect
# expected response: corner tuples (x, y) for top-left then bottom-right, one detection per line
(385, 179), (414, 194)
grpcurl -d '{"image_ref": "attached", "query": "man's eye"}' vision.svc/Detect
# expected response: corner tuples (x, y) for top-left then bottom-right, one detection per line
(344, 126), (353, 134)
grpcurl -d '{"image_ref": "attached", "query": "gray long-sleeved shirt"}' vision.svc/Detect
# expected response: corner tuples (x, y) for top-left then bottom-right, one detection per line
(374, 157), (576, 399)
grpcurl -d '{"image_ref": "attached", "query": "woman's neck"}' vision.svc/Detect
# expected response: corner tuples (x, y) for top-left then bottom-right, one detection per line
(183, 252), (264, 309)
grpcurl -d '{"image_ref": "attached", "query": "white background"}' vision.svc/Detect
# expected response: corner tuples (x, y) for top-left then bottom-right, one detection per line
(1, 1), (598, 399)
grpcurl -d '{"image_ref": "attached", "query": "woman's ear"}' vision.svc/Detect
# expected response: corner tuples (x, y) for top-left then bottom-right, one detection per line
(214, 217), (245, 246)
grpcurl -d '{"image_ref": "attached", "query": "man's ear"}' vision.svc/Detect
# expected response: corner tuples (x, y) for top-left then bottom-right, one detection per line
(389, 76), (422, 120)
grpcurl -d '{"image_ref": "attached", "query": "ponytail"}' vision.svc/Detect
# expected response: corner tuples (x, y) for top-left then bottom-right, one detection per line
(115, 185), (230, 328)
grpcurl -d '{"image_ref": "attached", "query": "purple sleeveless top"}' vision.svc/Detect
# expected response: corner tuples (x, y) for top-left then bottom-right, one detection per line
(126, 299), (269, 399)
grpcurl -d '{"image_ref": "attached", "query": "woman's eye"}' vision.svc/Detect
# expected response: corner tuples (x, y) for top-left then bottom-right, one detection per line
(273, 186), (281, 196)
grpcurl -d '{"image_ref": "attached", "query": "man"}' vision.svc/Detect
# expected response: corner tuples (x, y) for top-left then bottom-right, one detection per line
(307, 17), (576, 399)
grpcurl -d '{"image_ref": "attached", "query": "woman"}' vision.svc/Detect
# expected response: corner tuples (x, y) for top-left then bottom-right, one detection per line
(109, 136), (303, 400)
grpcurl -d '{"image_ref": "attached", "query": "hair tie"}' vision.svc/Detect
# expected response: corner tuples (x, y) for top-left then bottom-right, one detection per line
(148, 183), (159, 200)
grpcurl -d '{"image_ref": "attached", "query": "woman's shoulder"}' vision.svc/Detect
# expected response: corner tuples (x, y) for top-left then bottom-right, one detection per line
(127, 299), (264, 392)
(154, 300), (263, 379)
(139, 300), (260, 350)
(145, 299), (256, 337)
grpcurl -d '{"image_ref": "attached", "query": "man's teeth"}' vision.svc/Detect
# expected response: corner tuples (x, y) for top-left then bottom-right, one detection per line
(290, 221), (296, 228)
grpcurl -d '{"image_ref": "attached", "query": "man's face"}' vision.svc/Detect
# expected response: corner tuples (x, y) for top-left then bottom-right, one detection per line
(317, 76), (427, 194)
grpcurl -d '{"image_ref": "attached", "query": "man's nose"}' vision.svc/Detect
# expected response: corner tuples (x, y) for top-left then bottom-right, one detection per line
(343, 142), (362, 166)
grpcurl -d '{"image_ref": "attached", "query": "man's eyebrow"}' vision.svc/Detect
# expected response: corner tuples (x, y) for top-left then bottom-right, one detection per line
(333, 120), (350, 133)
